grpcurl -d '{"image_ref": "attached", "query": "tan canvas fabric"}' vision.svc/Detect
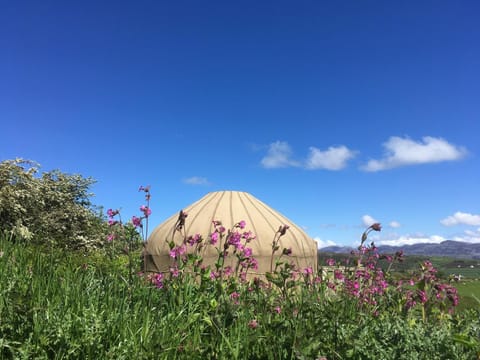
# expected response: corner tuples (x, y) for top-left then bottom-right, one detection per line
(144, 191), (318, 275)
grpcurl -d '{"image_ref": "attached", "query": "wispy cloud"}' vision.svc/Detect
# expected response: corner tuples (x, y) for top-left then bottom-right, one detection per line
(261, 141), (355, 170)
(456, 228), (480, 243)
(182, 176), (211, 185)
(314, 237), (338, 249)
(362, 214), (378, 227)
(389, 221), (401, 228)
(441, 212), (480, 226)
(260, 141), (300, 169)
(306, 146), (356, 170)
(361, 136), (467, 172)
(377, 234), (445, 247)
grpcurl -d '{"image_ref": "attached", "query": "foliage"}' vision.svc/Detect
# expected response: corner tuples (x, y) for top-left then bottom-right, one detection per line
(0, 158), (107, 250)
(1, 180), (479, 358)
(2, 218), (480, 359)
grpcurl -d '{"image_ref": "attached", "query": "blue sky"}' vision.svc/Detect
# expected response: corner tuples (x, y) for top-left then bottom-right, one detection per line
(1, 1), (479, 248)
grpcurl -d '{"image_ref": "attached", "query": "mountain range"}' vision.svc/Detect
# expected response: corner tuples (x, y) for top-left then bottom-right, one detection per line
(320, 240), (480, 259)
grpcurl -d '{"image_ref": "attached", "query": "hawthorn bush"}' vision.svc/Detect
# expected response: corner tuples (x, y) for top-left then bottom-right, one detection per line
(0, 158), (107, 250)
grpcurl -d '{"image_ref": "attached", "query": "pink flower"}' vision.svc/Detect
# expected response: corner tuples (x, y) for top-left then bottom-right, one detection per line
(153, 273), (164, 289)
(210, 231), (219, 245)
(274, 306), (281, 314)
(237, 220), (247, 229)
(248, 319), (258, 329)
(140, 205), (152, 217)
(326, 258), (335, 266)
(107, 208), (119, 218)
(170, 267), (179, 278)
(230, 291), (240, 302)
(106, 234), (115, 242)
(303, 266), (313, 275)
(242, 231), (255, 241)
(243, 247), (253, 258)
(108, 219), (119, 226)
(418, 290), (428, 304)
(223, 266), (233, 277)
(132, 216), (142, 228)
(334, 269), (344, 281)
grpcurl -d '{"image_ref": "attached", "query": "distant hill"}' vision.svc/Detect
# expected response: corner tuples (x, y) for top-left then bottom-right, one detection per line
(321, 240), (480, 259)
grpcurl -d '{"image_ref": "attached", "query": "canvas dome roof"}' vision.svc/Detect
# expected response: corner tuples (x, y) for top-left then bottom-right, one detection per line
(144, 191), (318, 275)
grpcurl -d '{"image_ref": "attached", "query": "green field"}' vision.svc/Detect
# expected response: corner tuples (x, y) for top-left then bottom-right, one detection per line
(456, 280), (480, 312)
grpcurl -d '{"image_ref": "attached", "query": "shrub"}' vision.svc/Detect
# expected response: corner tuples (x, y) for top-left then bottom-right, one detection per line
(0, 158), (107, 249)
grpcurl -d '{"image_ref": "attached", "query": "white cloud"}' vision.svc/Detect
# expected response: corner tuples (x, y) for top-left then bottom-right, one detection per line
(361, 136), (467, 172)
(455, 228), (480, 243)
(378, 234), (445, 247)
(261, 141), (300, 168)
(261, 141), (355, 170)
(441, 212), (480, 226)
(389, 221), (401, 228)
(183, 176), (210, 185)
(306, 145), (356, 170)
(362, 215), (378, 227)
(314, 237), (337, 249)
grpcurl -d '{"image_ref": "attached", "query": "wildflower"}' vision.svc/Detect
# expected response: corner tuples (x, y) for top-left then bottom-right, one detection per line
(106, 234), (115, 242)
(334, 269), (344, 281)
(248, 319), (258, 329)
(132, 216), (142, 228)
(282, 247), (293, 256)
(140, 205), (151, 217)
(223, 266), (233, 277)
(395, 250), (404, 262)
(370, 223), (382, 231)
(153, 273), (164, 289)
(108, 219), (119, 226)
(303, 266), (313, 275)
(230, 291), (240, 304)
(326, 258), (335, 266)
(242, 230), (256, 242)
(243, 247), (253, 258)
(418, 290), (428, 303)
(170, 267), (180, 278)
(187, 234), (202, 246)
(107, 208), (119, 218)
(210, 231), (219, 245)
(175, 210), (188, 231)
(249, 257), (259, 270)
(274, 306), (281, 314)
(228, 231), (242, 247)
(237, 220), (246, 229)
(139, 185), (150, 192)
(278, 224), (290, 236)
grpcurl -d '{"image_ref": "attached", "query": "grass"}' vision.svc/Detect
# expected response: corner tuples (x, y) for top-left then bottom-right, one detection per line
(455, 280), (480, 312)
(2, 236), (480, 359)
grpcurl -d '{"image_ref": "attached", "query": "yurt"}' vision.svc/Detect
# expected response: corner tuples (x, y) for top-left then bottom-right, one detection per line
(144, 191), (318, 276)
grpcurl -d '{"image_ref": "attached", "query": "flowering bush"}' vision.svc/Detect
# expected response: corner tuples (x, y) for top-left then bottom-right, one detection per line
(0, 158), (107, 249)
